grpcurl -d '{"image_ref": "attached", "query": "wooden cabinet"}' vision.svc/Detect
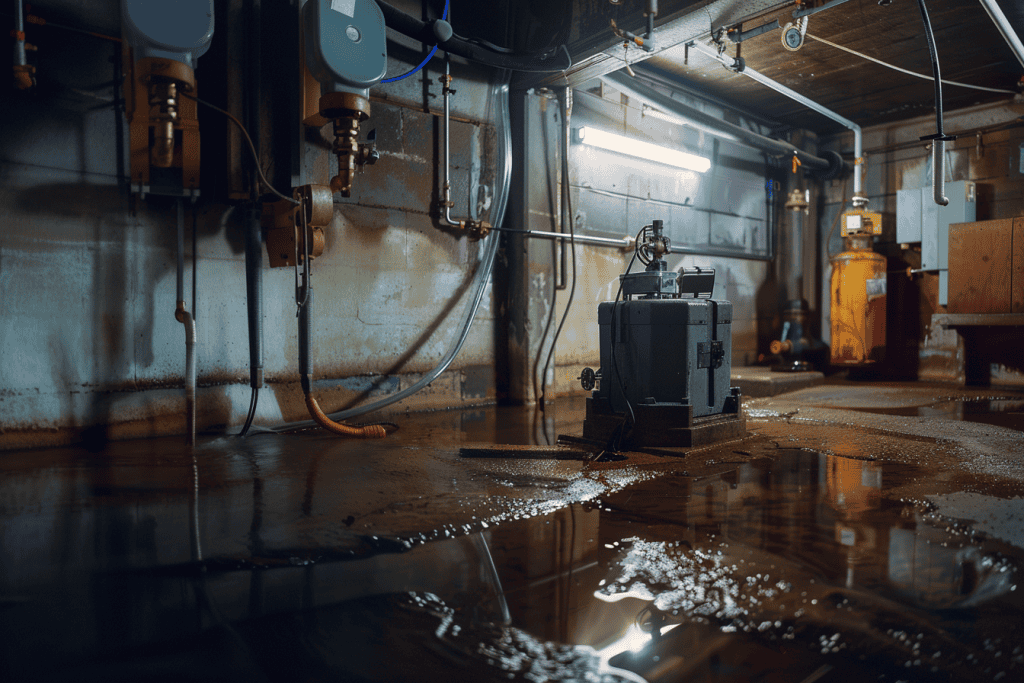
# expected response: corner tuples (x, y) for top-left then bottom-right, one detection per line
(948, 218), (1024, 314)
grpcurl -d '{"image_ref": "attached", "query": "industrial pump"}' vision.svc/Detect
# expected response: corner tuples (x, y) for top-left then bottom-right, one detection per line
(580, 220), (745, 450)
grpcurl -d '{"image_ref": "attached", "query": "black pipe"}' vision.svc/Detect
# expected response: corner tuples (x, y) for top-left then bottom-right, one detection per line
(245, 205), (264, 390)
(375, 0), (571, 72)
(916, 0), (948, 138)
(176, 201), (185, 303)
(239, 0), (264, 437)
(299, 287), (313, 395)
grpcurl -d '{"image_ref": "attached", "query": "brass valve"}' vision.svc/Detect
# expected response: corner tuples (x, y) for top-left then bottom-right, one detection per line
(319, 92), (371, 197)
(149, 80), (178, 168)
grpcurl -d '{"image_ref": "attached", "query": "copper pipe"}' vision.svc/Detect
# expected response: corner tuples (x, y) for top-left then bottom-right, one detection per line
(304, 394), (387, 438)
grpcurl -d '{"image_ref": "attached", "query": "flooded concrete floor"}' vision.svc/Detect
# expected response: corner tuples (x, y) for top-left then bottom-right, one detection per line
(1, 380), (1023, 682)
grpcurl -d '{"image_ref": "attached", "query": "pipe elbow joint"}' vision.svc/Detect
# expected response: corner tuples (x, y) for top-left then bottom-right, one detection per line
(174, 301), (187, 324)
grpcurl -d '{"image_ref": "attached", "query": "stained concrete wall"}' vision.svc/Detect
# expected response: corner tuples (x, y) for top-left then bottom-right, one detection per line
(819, 98), (1024, 387)
(0, 0), (504, 448)
(544, 81), (781, 397)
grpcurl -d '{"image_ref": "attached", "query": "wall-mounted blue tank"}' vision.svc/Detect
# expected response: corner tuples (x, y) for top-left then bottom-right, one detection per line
(302, 0), (387, 95)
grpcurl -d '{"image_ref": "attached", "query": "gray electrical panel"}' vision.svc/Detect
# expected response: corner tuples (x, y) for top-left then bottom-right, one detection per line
(895, 180), (976, 306)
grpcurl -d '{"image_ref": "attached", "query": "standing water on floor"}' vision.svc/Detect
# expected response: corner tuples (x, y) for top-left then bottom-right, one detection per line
(2, 440), (1022, 681)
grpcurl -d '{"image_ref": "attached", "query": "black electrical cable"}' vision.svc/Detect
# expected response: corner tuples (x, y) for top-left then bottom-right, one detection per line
(375, 0), (571, 72)
(539, 88), (577, 410)
(915, 0), (955, 142)
(535, 92), (563, 407)
(239, 388), (258, 437)
(608, 242), (642, 451)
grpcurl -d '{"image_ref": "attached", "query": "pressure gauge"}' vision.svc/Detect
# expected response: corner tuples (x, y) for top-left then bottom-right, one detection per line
(781, 22), (804, 51)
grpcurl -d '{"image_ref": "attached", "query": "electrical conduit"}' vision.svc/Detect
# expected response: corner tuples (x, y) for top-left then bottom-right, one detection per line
(688, 41), (862, 196)
(598, 70), (842, 176)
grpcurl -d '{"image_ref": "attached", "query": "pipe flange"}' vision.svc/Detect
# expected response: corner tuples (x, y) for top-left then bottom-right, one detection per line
(294, 184), (334, 227)
(319, 92), (370, 121)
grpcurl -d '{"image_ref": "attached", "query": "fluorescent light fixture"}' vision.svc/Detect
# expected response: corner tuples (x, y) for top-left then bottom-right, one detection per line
(578, 126), (711, 173)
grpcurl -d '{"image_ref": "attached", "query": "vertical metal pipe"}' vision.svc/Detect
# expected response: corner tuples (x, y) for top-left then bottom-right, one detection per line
(932, 139), (949, 206)
(175, 200), (197, 448)
(442, 59), (452, 223)
(14, 0), (26, 67)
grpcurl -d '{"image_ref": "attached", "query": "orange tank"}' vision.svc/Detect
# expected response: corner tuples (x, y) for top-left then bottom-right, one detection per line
(830, 235), (886, 366)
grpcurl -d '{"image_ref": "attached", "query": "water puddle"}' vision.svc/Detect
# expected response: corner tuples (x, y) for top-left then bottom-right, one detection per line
(847, 398), (1024, 432)
(5, 448), (1022, 682)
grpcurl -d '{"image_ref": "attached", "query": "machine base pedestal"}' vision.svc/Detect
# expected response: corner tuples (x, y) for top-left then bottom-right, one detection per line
(578, 393), (746, 450)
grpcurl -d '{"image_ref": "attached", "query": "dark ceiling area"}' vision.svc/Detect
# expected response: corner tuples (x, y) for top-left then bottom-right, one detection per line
(641, 0), (1024, 135)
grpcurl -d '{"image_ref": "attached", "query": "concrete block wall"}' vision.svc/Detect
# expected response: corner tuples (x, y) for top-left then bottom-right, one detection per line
(0, 0), (504, 449)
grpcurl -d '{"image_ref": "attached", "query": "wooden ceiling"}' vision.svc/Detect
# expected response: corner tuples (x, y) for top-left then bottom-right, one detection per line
(640, 0), (1023, 135)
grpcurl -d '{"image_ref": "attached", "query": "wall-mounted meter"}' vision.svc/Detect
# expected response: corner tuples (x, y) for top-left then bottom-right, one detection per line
(842, 208), (883, 237)
(121, 0), (215, 196)
(302, 0), (387, 94)
(301, 0), (387, 197)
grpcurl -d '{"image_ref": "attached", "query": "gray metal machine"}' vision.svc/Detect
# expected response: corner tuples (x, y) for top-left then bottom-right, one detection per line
(580, 220), (745, 449)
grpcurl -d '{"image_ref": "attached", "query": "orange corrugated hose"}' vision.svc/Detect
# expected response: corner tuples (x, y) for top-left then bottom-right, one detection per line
(304, 393), (387, 438)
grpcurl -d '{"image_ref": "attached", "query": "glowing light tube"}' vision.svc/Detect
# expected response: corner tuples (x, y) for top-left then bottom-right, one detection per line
(578, 126), (711, 173)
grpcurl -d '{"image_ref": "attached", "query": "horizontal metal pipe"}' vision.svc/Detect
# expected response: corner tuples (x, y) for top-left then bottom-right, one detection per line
(688, 42), (862, 194)
(494, 227), (773, 261)
(598, 70), (835, 172)
(979, 0), (1024, 70)
(494, 227), (633, 249)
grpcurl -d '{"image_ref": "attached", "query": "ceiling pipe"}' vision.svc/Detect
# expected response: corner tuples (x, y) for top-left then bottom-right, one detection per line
(689, 41), (862, 197)
(598, 70), (841, 175)
(978, 0), (1024, 70)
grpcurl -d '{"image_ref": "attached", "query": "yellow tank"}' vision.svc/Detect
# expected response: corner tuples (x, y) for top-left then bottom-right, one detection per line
(830, 235), (886, 365)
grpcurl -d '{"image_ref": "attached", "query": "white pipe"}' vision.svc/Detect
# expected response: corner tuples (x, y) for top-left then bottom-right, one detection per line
(979, 0), (1024, 70)
(932, 138), (949, 206)
(175, 200), (197, 448)
(690, 42), (863, 196)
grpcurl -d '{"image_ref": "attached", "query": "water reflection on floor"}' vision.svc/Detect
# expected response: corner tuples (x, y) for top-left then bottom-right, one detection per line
(849, 398), (1024, 432)
(4, 431), (1022, 682)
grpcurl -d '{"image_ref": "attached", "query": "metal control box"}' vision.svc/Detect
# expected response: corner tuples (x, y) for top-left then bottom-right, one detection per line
(577, 220), (745, 450)
(896, 181), (976, 306)
(596, 299), (733, 417)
